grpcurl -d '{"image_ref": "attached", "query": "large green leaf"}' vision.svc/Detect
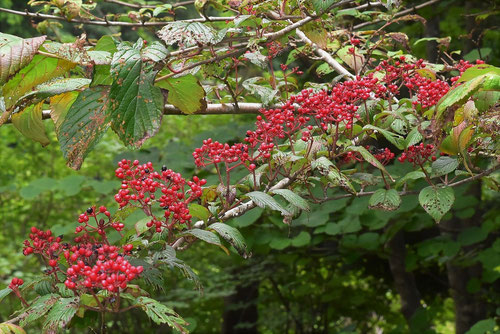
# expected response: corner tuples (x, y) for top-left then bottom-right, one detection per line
(418, 186), (455, 223)
(57, 87), (110, 169)
(246, 191), (290, 215)
(108, 41), (164, 148)
(135, 296), (188, 333)
(182, 229), (222, 247)
(435, 75), (486, 119)
(156, 74), (207, 115)
(11, 102), (50, 147)
(20, 294), (60, 327)
(209, 223), (249, 258)
(431, 156), (459, 177)
(42, 297), (79, 333)
(1, 55), (75, 110)
(17, 78), (90, 106)
(368, 189), (401, 211)
(0, 33), (46, 85)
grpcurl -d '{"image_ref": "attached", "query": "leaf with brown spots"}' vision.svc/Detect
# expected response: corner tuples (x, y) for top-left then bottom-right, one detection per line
(0, 33), (46, 85)
(57, 87), (110, 170)
(108, 41), (164, 148)
(42, 297), (79, 333)
(418, 186), (455, 223)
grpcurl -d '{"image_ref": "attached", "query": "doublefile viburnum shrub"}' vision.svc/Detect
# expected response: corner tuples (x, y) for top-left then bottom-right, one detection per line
(1, 2), (498, 331)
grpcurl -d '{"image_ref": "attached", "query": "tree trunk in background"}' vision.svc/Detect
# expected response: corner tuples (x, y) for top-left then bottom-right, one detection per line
(222, 277), (259, 334)
(425, 15), (440, 63)
(387, 230), (423, 323)
(439, 182), (486, 334)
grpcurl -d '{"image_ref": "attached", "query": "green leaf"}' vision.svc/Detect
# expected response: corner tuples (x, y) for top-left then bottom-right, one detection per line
(363, 125), (405, 150)
(311, 156), (334, 172)
(209, 223), (249, 258)
(269, 237), (291, 250)
(271, 189), (310, 211)
(325, 223), (340, 235)
(156, 74), (206, 115)
(57, 175), (86, 196)
(347, 146), (394, 181)
(42, 297), (79, 333)
(57, 87), (110, 170)
(0, 33), (46, 85)
(291, 231), (311, 247)
(108, 42), (164, 148)
(183, 228), (221, 245)
(188, 203), (211, 221)
(327, 169), (357, 194)
(435, 75), (486, 119)
(458, 227), (488, 246)
(0, 287), (12, 303)
(11, 102), (49, 147)
(358, 232), (379, 250)
(94, 35), (117, 53)
(246, 191), (290, 215)
(135, 296), (188, 333)
(2, 55), (75, 109)
(49, 91), (79, 131)
(395, 171), (425, 189)
(457, 64), (500, 83)
(20, 294), (60, 327)
(312, 0), (336, 13)
(405, 127), (423, 148)
(464, 318), (496, 334)
(431, 156), (459, 177)
(368, 189), (401, 211)
(242, 78), (278, 105)
(418, 186), (455, 222)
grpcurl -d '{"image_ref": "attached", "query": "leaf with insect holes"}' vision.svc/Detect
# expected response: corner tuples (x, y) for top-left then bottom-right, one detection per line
(42, 297), (79, 333)
(108, 40), (164, 148)
(419, 186), (454, 222)
(20, 294), (60, 327)
(134, 297), (189, 333)
(368, 189), (401, 211)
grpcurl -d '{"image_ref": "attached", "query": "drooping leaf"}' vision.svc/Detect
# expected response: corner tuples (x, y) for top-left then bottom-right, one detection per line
(0, 287), (12, 303)
(368, 189), (401, 211)
(18, 78), (90, 106)
(457, 64), (500, 83)
(395, 171), (425, 189)
(108, 42), (164, 148)
(0, 33), (46, 85)
(311, 156), (334, 172)
(347, 146), (394, 181)
(271, 189), (310, 211)
(2, 55), (75, 109)
(156, 74), (206, 115)
(49, 91), (79, 131)
(363, 125), (406, 149)
(20, 294), (60, 327)
(327, 170), (357, 194)
(418, 186), (455, 223)
(42, 297), (79, 333)
(246, 191), (290, 215)
(57, 87), (110, 170)
(209, 223), (249, 258)
(11, 102), (50, 147)
(435, 75), (486, 119)
(134, 296), (188, 333)
(291, 231), (311, 247)
(431, 156), (459, 177)
(142, 41), (169, 62)
(182, 229), (227, 254)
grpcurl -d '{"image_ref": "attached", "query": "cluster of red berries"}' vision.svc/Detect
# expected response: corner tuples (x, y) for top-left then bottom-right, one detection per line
(63, 243), (142, 292)
(373, 148), (396, 165)
(8, 277), (24, 290)
(193, 139), (252, 170)
(398, 143), (437, 166)
(115, 159), (206, 232)
(77, 206), (124, 238)
(23, 227), (63, 257)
